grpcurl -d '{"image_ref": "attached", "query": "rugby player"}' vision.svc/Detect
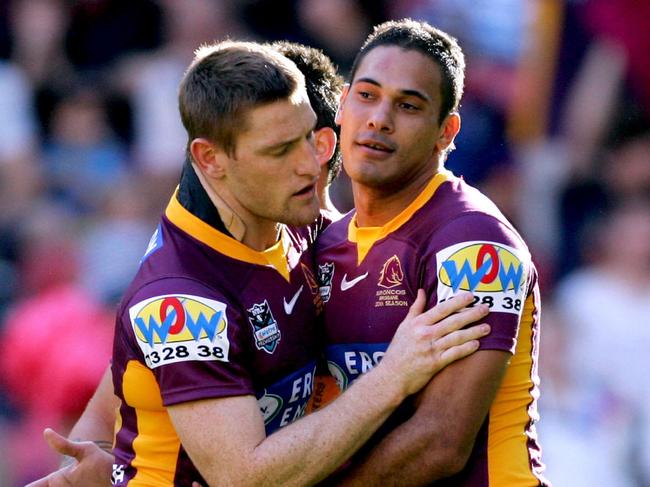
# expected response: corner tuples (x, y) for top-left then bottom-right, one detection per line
(316, 19), (550, 486)
(27, 40), (348, 487)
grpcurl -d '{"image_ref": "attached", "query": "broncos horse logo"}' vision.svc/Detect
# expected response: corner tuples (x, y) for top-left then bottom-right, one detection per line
(317, 262), (335, 303)
(378, 255), (404, 289)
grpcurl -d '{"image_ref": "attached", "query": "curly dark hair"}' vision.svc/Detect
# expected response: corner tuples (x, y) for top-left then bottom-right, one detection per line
(271, 41), (344, 184)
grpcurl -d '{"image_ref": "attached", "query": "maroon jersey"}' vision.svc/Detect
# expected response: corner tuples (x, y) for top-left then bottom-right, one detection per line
(316, 172), (549, 486)
(111, 184), (323, 485)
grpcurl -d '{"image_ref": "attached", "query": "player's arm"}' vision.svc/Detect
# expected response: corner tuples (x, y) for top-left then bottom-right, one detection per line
(168, 292), (490, 487)
(334, 349), (510, 485)
(25, 366), (118, 486)
(67, 366), (119, 446)
(335, 220), (532, 485)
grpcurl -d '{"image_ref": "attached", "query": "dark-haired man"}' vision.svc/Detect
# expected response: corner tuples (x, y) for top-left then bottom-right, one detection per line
(317, 19), (550, 486)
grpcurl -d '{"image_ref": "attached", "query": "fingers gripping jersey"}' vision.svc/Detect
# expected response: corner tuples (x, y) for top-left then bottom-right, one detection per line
(316, 172), (549, 486)
(111, 193), (323, 486)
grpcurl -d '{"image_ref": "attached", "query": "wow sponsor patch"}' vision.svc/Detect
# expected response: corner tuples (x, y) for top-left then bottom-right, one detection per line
(436, 241), (529, 315)
(129, 294), (229, 369)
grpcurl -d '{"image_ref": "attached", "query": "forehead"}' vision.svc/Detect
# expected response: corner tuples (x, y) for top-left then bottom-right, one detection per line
(237, 90), (316, 150)
(353, 46), (442, 101)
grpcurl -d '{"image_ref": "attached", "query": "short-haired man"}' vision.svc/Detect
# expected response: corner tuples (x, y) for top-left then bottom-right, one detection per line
(317, 19), (550, 486)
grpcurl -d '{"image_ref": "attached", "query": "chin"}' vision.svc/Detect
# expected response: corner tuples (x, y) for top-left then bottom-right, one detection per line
(282, 204), (320, 227)
(352, 170), (391, 188)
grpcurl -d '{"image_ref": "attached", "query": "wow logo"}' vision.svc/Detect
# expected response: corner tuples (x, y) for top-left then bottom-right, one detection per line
(130, 295), (228, 346)
(129, 294), (230, 368)
(437, 241), (526, 293)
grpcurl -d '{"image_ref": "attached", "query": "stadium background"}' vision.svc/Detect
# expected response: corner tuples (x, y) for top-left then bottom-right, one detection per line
(0, 0), (648, 485)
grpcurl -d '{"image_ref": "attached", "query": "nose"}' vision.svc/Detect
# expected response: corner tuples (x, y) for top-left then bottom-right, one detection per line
(367, 101), (393, 133)
(295, 136), (320, 178)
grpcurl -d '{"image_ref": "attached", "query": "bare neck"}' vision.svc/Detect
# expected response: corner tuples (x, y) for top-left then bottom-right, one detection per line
(192, 163), (279, 251)
(353, 167), (440, 228)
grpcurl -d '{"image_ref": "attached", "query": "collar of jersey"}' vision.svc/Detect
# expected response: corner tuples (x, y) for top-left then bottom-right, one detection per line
(348, 171), (453, 265)
(166, 189), (291, 281)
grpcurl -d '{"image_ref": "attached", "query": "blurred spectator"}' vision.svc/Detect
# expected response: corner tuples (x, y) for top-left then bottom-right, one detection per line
(41, 86), (129, 214)
(80, 176), (155, 305)
(537, 303), (636, 487)
(241, 0), (387, 72)
(295, 0), (373, 71)
(0, 60), (41, 246)
(0, 205), (113, 485)
(579, 0), (650, 118)
(544, 199), (650, 485)
(112, 0), (248, 209)
(64, 0), (163, 72)
(558, 122), (650, 276)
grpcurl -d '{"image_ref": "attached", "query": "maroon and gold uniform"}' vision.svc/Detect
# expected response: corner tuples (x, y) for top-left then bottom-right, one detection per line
(111, 163), (323, 486)
(316, 171), (549, 486)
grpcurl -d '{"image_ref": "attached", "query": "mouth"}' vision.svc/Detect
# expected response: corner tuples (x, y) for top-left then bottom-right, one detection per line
(293, 183), (316, 198)
(355, 136), (396, 155)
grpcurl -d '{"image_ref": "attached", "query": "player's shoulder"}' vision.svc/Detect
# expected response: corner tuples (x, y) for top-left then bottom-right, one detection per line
(118, 274), (232, 324)
(314, 208), (354, 251)
(428, 177), (528, 252)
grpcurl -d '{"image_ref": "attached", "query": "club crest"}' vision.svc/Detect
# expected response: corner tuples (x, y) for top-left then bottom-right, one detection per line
(317, 263), (335, 303)
(247, 300), (281, 354)
(378, 255), (404, 289)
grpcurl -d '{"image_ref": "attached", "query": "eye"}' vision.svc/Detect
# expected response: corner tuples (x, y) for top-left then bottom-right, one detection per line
(271, 145), (291, 157)
(399, 102), (419, 111)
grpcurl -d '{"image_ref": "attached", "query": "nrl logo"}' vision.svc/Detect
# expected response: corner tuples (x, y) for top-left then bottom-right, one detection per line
(378, 255), (404, 289)
(317, 262), (335, 303)
(247, 300), (281, 354)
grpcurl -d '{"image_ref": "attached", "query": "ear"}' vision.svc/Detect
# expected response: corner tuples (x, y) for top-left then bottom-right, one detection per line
(334, 84), (350, 126)
(190, 138), (228, 179)
(435, 112), (461, 152)
(313, 127), (337, 169)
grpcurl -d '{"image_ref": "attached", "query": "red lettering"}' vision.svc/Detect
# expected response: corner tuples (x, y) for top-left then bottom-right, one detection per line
(160, 297), (185, 334)
(477, 245), (499, 283)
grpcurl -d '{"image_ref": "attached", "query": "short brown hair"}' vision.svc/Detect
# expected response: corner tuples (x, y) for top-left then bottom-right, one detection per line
(179, 41), (305, 157)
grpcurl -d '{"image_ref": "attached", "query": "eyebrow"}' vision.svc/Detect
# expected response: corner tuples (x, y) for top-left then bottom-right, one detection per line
(355, 77), (431, 103)
(258, 120), (318, 154)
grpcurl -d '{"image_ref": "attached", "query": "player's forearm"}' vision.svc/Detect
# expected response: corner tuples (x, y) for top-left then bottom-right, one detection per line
(339, 352), (510, 486)
(68, 366), (118, 447)
(252, 362), (405, 486)
(190, 363), (405, 487)
(335, 423), (465, 486)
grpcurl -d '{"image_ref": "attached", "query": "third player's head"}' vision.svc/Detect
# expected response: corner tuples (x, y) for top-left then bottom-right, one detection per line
(271, 41), (344, 197)
(179, 41), (321, 230)
(337, 19), (465, 193)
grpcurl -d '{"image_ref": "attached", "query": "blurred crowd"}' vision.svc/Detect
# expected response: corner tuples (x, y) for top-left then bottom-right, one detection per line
(0, 0), (648, 485)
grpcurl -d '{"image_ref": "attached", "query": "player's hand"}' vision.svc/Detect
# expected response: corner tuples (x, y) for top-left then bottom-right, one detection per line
(24, 428), (114, 487)
(380, 290), (490, 397)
